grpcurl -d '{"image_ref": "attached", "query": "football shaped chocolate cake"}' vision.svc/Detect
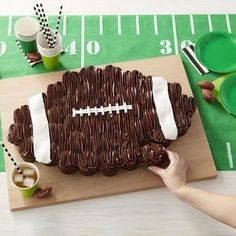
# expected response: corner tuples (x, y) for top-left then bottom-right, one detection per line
(8, 65), (196, 176)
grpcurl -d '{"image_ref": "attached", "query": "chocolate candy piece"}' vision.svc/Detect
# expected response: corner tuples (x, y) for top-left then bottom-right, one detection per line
(202, 89), (215, 103)
(35, 186), (52, 199)
(26, 52), (42, 62)
(198, 80), (215, 90)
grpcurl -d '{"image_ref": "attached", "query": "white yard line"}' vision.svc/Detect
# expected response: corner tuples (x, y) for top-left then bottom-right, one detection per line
(226, 14), (232, 33)
(153, 15), (158, 35)
(226, 142), (234, 169)
(136, 15), (140, 35)
(99, 15), (103, 35)
(63, 15), (67, 36)
(171, 15), (178, 55)
(117, 15), (121, 35)
(81, 15), (85, 67)
(8, 16), (12, 36)
(208, 14), (213, 32)
(190, 15), (195, 34)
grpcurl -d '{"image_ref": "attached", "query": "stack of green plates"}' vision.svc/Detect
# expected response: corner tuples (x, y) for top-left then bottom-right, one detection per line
(220, 75), (236, 115)
(195, 31), (236, 115)
(195, 31), (236, 73)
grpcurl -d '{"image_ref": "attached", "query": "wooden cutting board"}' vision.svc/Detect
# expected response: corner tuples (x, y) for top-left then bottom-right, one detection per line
(0, 55), (217, 211)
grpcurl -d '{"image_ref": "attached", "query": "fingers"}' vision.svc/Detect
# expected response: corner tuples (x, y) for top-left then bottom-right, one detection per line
(178, 155), (184, 162)
(148, 166), (165, 177)
(178, 155), (187, 171)
(148, 151), (188, 178)
(167, 150), (186, 165)
(166, 150), (178, 163)
(167, 150), (188, 172)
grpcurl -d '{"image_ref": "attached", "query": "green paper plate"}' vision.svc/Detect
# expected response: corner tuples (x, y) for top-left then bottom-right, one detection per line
(195, 31), (236, 73)
(219, 74), (236, 115)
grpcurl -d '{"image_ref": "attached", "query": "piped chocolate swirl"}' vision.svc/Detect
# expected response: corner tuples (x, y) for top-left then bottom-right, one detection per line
(8, 65), (196, 176)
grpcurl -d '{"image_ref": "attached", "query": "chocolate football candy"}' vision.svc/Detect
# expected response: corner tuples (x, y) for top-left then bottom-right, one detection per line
(198, 80), (215, 90)
(202, 89), (215, 103)
(26, 52), (42, 62)
(35, 187), (52, 199)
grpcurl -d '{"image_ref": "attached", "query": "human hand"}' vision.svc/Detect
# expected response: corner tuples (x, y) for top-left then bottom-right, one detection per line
(148, 150), (187, 194)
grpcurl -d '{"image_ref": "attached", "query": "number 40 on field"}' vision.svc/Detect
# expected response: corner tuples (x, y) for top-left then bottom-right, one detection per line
(65, 40), (100, 55)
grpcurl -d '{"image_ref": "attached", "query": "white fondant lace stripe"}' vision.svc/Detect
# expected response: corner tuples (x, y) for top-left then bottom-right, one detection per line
(72, 103), (132, 117)
(152, 76), (178, 140)
(28, 93), (51, 164)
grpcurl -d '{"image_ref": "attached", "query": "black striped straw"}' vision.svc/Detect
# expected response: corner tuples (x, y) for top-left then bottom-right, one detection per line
(35, 4), (53, 48)
(33, 6), (43, 31)
(36, 4), (53, 48)
(39, 3), (54, 47)
(53, 5), (63, 48)
(182, 44), (209, 76)
(0, 142), (25, 177)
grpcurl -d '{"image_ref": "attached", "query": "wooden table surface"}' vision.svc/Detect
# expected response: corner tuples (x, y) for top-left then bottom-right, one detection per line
(0, 172), (236, 235)
(1, 0), (236, 235)
(0, 56), (217, 211)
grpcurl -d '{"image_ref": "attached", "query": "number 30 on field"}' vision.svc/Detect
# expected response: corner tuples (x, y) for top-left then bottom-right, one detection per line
(0, 41), (7, 56)
(160, 39), (193, 54)
(65, 40), (100, 55)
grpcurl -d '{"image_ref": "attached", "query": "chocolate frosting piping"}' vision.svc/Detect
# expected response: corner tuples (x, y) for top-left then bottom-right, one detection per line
(8, 65), (196, 176)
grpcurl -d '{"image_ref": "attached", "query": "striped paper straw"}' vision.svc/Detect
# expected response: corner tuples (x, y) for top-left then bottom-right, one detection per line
(33, 5), (53, 48)
(39, 3), (54, 47)
(34, 4), (52, 48)
(53, 5), (63, 48)
(33, 6), (43, 31)
(0, 142), (25, 177)
(15, 40), (42, 66)
(182, 44), (209, 76)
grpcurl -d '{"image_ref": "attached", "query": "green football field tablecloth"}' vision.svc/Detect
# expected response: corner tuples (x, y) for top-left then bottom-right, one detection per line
(1, 14), (236, 171)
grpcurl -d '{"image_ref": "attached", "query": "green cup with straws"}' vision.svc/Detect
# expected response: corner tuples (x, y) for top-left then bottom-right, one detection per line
(37, 30), (62, 70)
(1, 142), (39, 198)
(34, 4), (63, 70)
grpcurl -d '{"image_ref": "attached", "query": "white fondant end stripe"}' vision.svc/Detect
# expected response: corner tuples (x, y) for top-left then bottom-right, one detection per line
(28, 93), (51, 164)
(152, 76), (178, 140)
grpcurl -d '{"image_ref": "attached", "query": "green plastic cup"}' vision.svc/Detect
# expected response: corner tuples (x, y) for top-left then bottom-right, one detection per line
(37, 30), (62, 70)
(15, 16), (39, 53)
(10, 162), (40, 198)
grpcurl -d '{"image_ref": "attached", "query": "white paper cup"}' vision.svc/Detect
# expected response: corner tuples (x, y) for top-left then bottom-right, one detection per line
(37, 30), (62, 70)
(15, 16), (39, 53)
